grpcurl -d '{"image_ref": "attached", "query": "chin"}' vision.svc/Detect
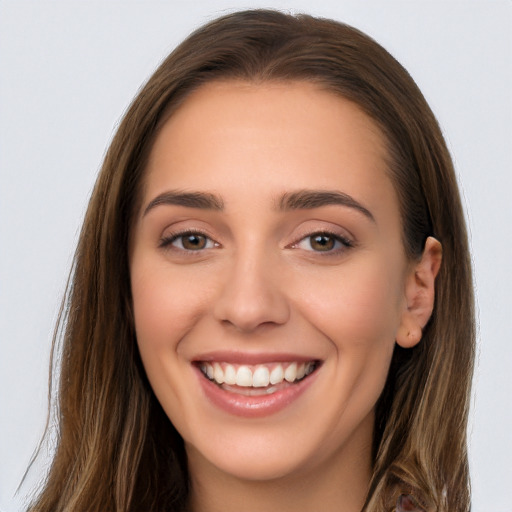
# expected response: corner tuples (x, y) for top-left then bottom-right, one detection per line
(186, 436), (317, 482)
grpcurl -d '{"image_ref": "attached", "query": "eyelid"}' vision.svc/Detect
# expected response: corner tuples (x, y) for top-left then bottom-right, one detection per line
(287, 220), (354, 243)
(285, 221), (356, 257)
(292, 231), (353, 251)
(159, 228), (220, 251)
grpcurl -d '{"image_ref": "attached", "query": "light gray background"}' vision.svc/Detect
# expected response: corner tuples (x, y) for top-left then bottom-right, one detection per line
(0, 1), (511, 511)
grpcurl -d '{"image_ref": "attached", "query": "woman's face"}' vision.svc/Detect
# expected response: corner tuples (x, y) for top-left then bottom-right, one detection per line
(130, 81), (414, 482)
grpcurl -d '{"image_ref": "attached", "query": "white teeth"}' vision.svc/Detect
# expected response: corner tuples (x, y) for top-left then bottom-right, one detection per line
(224, 364), (237, 385)
(213, 363), (224, 384)
(200, 361), (316, 388)
(284, 362), (297, 382)
(269, 365), (284, 385)
(252, 366), (270, 387)
(235, 366), (253, 387)
(205, 363), (214, 380)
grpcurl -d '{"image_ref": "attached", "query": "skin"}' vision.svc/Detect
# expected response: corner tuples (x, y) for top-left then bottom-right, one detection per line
(130, 81), (441, 512)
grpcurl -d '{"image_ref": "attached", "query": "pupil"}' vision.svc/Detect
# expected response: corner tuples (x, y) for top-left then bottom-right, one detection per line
(183, 234), (206, 250)
(311, 234), (334, 251)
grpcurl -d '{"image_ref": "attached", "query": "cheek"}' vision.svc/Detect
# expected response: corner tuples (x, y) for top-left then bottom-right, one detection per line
(300, 260), (405, 348)
(130, 261), (209, 357)
(305, 261), (404, 424)
(130, 262), (212, 424)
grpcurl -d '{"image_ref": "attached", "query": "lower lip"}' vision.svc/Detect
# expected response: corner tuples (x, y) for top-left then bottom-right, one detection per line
(195, 367), (318, 418)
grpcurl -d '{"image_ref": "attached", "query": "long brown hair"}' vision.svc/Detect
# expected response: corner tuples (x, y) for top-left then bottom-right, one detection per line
(30, 10), (474, 512)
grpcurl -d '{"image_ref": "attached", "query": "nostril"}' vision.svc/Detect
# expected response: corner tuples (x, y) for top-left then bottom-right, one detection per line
(211, 254), (291, 332)
(214, 287), (290, 332)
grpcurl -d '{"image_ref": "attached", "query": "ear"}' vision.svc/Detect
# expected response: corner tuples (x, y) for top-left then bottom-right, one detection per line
(396, 237), (442, 348)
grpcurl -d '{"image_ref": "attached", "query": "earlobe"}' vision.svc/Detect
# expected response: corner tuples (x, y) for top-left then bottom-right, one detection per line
(396, 237), (442, 349)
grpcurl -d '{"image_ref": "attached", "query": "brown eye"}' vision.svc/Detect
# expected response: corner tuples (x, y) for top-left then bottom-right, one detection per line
(309, 234), (336, 251)
(160, 231), (216, 251)
(181, 234), (208, 250)
(293, 231), (353, 254)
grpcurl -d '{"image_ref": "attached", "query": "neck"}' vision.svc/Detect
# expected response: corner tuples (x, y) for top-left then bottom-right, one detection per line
(187, 414), (373, 512)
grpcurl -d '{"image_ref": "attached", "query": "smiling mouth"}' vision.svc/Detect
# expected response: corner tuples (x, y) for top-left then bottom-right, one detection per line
(198, 361), (319, 396)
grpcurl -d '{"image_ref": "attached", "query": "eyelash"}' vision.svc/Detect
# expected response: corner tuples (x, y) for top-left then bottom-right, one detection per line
(291, 231), (354, 255)
(159, 230), (219, 252)
(159, 230), (353, 256)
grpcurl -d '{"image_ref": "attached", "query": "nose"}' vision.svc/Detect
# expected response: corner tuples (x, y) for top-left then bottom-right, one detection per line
(213, 250), (290, 333)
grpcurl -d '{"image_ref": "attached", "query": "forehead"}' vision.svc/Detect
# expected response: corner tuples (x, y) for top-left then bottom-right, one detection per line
(143, 80), (397, 219)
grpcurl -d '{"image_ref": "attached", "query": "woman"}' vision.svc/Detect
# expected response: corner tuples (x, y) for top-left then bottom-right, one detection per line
(29, 9), (474, 512)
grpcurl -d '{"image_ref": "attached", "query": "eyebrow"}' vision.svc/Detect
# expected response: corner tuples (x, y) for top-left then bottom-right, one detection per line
(278, 189), (375, 221)
(143, 188), (374, 222)
(143, 190), (224, 216)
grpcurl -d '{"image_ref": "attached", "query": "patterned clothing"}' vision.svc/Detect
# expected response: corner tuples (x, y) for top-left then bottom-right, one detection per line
(396, 494), (426, 511)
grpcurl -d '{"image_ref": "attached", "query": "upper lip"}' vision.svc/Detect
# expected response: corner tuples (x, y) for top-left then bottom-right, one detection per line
(192, 351), (319, 365)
